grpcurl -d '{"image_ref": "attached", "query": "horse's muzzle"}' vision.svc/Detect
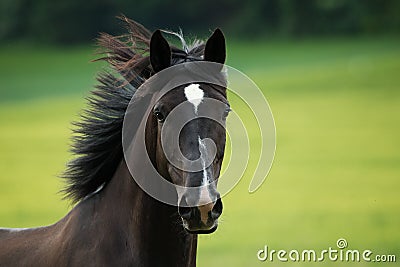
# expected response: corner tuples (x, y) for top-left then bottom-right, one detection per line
(178, 197), (223, 234)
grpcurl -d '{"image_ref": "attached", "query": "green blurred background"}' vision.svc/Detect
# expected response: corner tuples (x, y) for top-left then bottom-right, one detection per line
(0, 0), (399, 266)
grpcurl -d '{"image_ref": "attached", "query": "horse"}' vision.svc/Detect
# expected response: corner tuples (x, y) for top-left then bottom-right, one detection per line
(0, 17), (229, 266)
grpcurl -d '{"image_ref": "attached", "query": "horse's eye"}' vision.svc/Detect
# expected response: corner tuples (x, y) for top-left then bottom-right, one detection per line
(154, 111), (165, 122)
(224, 106), (231, 118)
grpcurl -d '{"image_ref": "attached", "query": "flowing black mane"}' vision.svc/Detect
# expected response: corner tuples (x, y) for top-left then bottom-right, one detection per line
(62, 16), (205, 203)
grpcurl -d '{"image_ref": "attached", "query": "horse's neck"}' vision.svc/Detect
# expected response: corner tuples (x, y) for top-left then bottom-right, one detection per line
(75, 160), (198, 266)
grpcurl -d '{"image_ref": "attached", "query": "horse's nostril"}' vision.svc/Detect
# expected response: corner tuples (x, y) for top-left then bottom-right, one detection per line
(179, 206), (192, 220)
(211, 198), (223, 220)
(178, 197), (192, 220)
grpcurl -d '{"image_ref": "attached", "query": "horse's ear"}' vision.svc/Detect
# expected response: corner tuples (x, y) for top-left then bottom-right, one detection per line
(204, 28), (226, 64)
(150, 30), (171, 73)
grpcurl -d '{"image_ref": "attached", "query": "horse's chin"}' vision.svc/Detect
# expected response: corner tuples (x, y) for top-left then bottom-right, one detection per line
(183, 223), (218, 235)
(186, 226), (218, 234)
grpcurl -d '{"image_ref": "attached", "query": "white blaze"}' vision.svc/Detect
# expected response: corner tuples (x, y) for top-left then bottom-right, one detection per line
(198, 137), (209, 186)
(184, 84), (204, 114)
(184, 84), (212, 207)
(198, 136), (212, 205)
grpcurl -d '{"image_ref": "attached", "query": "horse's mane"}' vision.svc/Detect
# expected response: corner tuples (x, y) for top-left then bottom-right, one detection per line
(62, 16), (205, 203)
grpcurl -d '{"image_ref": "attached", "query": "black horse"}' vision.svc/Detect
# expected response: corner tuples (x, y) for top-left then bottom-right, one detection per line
(0, 17), (229, 266)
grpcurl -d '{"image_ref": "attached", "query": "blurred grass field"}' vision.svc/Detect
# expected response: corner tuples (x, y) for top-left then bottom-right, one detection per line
(0, 38), (399, 266)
